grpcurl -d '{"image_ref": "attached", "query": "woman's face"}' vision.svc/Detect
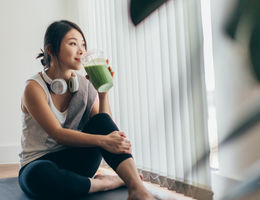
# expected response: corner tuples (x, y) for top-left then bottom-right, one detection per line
(57, 28), (86, 71)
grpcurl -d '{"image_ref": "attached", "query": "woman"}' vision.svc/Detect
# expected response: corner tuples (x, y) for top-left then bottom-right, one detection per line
(18, 20), (154, 200)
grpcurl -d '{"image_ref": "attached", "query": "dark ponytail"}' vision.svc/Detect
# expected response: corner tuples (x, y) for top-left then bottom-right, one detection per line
(37, 20), (87, 67)
(36, 49), (47, 66)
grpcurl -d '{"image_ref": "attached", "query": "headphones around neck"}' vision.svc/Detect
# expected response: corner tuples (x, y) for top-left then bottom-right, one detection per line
(42, 70), (79, 95)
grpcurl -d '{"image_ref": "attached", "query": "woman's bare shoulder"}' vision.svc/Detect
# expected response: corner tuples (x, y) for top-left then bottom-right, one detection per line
(21, 79), (47, 113)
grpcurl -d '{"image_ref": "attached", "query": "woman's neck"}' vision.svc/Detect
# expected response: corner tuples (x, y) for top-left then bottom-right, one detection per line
(46, 64), (72, 81)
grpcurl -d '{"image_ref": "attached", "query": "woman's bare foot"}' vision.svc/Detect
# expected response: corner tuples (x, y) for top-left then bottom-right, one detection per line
(139, 174), (144, 181)
(93, 174), (125, 191)
(128, 174), (155, 200)
(128, 186), (155, 200)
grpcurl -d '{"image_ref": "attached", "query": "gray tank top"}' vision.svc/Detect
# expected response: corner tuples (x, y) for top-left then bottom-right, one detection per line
(19, 72), (97, 168)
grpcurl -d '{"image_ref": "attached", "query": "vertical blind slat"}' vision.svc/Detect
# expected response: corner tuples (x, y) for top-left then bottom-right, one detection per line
(166, 0), (180, 179)
(136, 23), (151, 170)
(114, 0), (129, 133)
(128, 24), (143, 167)
(183, 0), (197, 184)
(99, 0), (107, 53)
(121, 0), (136, 156)
(90, 0), (97, 49)
(109, 0), (121, 125)
(103, 0), (115, 117)
(94, 1), (102, 49)
(150, 10), (168, 175)
(143, 17), (158, 172)
(173, 0), (187, 180)
(158, 3), (175, 178)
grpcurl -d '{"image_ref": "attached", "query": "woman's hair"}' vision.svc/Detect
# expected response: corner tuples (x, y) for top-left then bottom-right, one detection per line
(37, 20), (87, 67)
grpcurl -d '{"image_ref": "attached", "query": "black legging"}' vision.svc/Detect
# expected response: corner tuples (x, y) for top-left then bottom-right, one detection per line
(18, 113), (132, 199)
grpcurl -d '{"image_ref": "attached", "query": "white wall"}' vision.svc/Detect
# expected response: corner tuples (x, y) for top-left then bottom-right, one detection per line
(211, 0), (260, 181)
(0, 0), (79, 163)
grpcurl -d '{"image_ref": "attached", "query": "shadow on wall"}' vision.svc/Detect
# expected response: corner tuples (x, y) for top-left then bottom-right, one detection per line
(220, 1), (260, 198)
(194, 0), (260, 199)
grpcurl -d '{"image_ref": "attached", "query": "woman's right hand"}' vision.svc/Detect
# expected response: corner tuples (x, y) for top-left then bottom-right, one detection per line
(101, 131), (132, 154)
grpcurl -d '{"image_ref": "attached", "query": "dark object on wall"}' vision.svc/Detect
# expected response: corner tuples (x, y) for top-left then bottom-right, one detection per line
(225, 0), (260, 81)
(249, 25), (260, 81)
(130, 0), (168, 25)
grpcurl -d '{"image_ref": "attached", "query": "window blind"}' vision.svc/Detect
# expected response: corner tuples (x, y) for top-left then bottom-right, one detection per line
(77, 0), (212, 198)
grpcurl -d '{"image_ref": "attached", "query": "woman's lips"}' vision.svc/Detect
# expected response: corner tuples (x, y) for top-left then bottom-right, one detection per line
(75, 58), (81, 62)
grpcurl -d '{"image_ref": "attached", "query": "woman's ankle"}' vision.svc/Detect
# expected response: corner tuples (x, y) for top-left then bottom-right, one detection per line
(127, 181), (146, 191)
(128, 186), (154, 200)
(89, 174), (125, 193)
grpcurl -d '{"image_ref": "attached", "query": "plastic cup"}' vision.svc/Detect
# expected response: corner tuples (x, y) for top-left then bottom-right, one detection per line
(81, 49), (113, 92)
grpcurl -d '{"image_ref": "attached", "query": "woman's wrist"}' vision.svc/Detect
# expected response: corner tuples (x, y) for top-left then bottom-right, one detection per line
(96, 134), (107, 148)
(98, 92), (109, 99)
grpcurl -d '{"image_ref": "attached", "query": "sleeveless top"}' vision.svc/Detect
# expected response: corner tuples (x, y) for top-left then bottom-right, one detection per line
(19, 72), (97, 168)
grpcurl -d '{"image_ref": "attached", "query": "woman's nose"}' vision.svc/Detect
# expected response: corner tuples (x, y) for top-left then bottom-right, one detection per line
(78, 46), (84, 55)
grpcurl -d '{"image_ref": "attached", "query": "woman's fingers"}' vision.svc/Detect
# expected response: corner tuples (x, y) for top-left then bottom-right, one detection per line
(109, 131), (132, 154)
(106, 59), (115, 77)
(118, 131), (126, 138)
(108, 66), (115, 77)
(118, 136), (131, 153)
(124, 146), (132, 154)
(123, 139), (131, 152)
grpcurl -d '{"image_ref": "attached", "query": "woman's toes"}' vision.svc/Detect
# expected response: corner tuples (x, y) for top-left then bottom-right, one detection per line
(139, 174), (144, 181)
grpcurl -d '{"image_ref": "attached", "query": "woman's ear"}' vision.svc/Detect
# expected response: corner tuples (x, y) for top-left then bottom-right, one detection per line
(46, 45), (53, 57)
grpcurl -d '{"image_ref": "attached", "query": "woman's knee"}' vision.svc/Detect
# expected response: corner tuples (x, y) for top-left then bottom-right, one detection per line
(83, 113), (119, 135)
(91, 113), (112, 123)
(18, 160), (56, 198)
(23, 160), (57, 191)
(27, 160), (56, 175)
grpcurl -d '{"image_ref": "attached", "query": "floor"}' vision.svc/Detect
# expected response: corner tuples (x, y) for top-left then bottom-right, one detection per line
(0, 163), (195, 200)
(0, 163), (19, 178)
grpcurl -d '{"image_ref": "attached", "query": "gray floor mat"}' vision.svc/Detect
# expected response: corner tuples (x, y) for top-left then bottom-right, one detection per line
(0, 177), (128, 200)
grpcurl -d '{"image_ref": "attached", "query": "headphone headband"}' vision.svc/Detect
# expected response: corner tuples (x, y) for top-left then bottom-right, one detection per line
(42, 70), (53, 85)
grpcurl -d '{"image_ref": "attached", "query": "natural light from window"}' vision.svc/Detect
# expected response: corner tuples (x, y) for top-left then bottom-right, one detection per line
(200, 0), (219, 170)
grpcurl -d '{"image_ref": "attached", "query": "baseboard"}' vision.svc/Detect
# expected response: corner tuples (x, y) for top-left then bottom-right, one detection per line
(0, 144), (20, 164)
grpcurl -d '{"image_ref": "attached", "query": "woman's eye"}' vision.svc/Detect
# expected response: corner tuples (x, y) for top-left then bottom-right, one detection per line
(70, 42), (77, 46)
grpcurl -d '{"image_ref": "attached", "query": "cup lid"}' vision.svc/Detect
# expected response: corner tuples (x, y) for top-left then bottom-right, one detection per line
(85, 49), (104, 57)
(81, 49), (105, 65)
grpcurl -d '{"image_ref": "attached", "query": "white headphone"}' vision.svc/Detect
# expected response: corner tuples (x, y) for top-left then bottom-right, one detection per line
(42, 70), (79, 95)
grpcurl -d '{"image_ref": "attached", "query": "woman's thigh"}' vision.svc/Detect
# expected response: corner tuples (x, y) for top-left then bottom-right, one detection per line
(39, 147), (102, 177)
(19, 159), (92, 199)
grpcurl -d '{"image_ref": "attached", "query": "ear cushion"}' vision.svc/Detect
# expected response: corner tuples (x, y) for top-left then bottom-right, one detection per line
(68, 75), (79, 93)
(51, 79), (67, 95)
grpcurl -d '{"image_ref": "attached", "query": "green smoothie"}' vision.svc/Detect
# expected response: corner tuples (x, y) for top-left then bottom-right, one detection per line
(84, 64), (113, 92)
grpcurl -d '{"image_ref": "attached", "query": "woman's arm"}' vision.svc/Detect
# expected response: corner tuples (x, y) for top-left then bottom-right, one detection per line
(98, 92), (112, 116)
(89, 93), (112, 117)
(22, 80), (131, 154)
